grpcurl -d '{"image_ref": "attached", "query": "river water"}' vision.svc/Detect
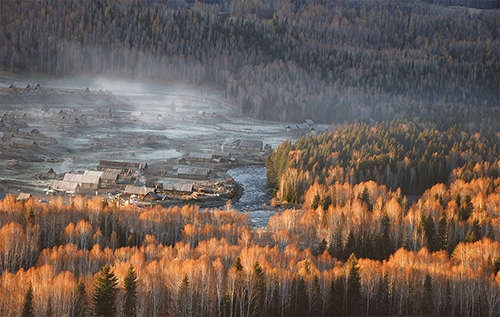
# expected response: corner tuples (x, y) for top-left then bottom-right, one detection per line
(226, 165), (274, 227)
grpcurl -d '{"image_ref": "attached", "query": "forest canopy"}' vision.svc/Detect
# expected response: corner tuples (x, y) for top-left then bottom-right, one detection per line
(1, 0), (499, 123)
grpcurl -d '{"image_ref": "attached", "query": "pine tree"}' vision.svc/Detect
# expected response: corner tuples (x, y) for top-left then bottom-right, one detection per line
(232, 256), (243, 271)
(422, 274), (434, 315)
(329, 275), (345, 316)
(292, 274), (308, 316)
(92, 264), (119, 317)
(72, 278), (87, 317)
(123, 264), (138, 317)
(436, 215), (448, 251)
(252, 261), (265, 316)
(178, 274), (192, 317)
(346, 253), (361, 316)
(21, 281), (34, 317)
(127, 234), (134, 247)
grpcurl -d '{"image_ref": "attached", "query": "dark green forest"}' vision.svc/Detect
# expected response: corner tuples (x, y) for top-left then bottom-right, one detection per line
(1, 0), (499, 123)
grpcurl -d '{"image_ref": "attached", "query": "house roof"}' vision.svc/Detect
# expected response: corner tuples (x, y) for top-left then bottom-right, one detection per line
(163, 183), (193, 192)
(134, 181), (155, 187)
(239, 140), (263, 149)
(287, 125), (299, 130)
(297, 124), (308, 130)
(305, 119), (314, 125)
(312, 126), (328, 133)
(189, 152), (213, 160)
(145, 191), (158, 200)
(101, 172), (119, 181)
(17, 193), (32, 201)
(11, 137), (36, 146)
(124, 185), (155, 195)
(63, 173), (100, 185)
(49, 180), (80, 191)
(177, 167), (210, 176)
(84, 170), (104, 177)
(49, 165), (72, 175)
(98, 160), (147, 170)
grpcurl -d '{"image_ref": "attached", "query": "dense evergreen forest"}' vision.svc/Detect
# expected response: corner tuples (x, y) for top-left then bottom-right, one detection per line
(1, 0), (499, 123)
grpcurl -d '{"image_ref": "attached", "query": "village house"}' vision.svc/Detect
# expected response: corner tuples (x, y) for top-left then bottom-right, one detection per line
(305, 119), (315, 126)
(83, 170), (119, 184)
(188, 152), (213, 163)
(16, 193), (33, 202)
(163, 183), (193, 195)
(124, 185), (156, 199)
(238, 140), (263, 152)
(177, 167), (211, 180)
(97, 160), (148, 175)
(286, 125), (299, 132)
(63, 173), (100, 189)
(311, 126), (328, 135)
(10, 137), (38, 148)
(47, 165), (72, 179)
(48, 180), (81, 194)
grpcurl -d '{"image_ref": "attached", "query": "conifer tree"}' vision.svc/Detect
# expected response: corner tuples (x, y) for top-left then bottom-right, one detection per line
(72, 278), (87, 317)
(123, 264), (138, 317)
(329, 275), (345, 316)
(178, 274), (192, 317)
(252, 261), (265, 316)
(232, 256), (243, 271)
(346, 253), (361, 316)
(92, 264), (119, 317)
(422, 274), (434, 315)
(21, 281), (34, 317)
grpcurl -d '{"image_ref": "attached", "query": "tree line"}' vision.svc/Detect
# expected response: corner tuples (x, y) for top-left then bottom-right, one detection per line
(266, 120), (500, 199)
(1, 194), (500, 316)
(1, 0), (498, 123)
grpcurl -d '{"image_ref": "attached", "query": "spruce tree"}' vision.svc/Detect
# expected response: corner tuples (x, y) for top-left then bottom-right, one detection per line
(92, 264), (119, 317)
(21, 281), (34, 317)
(123, 264), (138, 317)
(252, 261), (265, 316)
(232, 256), (243, 271)
(346, 253), (361, 316)
(422, 274), (434, 315)
(72, 278), (87, 317)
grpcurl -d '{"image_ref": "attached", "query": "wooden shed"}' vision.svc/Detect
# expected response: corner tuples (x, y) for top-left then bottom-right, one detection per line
(189, 152), (213, 163)
(17, 193), (33, 202)
(124, 185), (156, 199)
(63, 173), (100, 189)
(238, 140), (263, 151)
(98, 160), (147, 175)
(47, 165), (72, 179)
(49, 180), (81, 194)
(311, 126), (328, 135)
(163, 183), (193, 194)
(177, 167), (211, 180)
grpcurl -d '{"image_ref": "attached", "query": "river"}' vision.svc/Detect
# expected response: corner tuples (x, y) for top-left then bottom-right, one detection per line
(226, 165), (274, 227)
